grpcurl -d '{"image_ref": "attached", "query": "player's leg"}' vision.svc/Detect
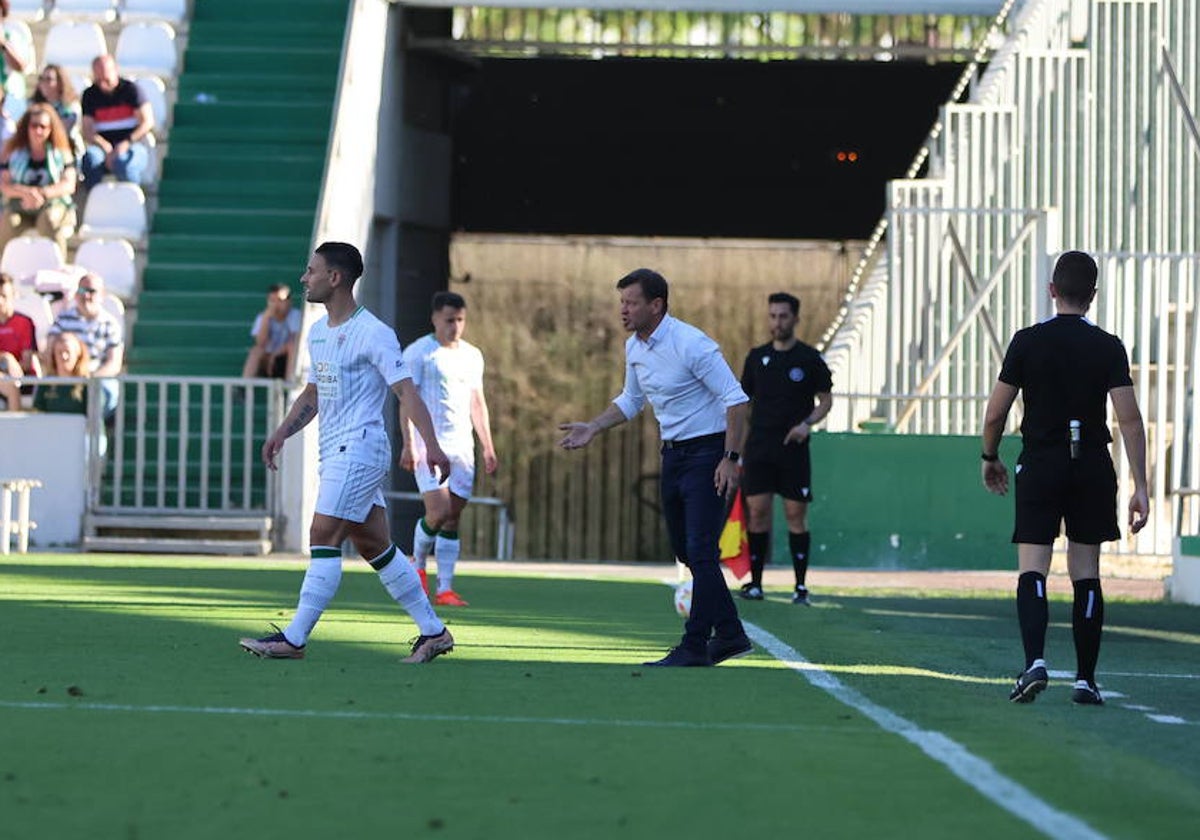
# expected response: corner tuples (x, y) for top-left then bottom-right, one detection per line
(741, 446), (779, 600)
(350, 505), (454, 663)
(1062, 454), (1118, 704)
(782, 443), (815, 604)
(238, 510), (347, 659)
(411, 456), (449, 591)
(432, 492), (470, 606)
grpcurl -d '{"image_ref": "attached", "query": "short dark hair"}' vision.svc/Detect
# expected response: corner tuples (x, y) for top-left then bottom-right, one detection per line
(0, 272), (13, 291)
(768, 292), (800, 315)
(1052, 250), (1098, 306)
(267, 282), (291, 298)
(315, 241), (364, 284)
(0, 2), (10, 19)
(432, 291), (466, 311)
(616, 268), (669, 310)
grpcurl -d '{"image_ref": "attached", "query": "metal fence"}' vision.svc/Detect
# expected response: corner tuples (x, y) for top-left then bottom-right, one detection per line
(823, 0), (1200, 557)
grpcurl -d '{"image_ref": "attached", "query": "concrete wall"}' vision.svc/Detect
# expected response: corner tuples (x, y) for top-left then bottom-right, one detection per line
(0, 413), (88, 548)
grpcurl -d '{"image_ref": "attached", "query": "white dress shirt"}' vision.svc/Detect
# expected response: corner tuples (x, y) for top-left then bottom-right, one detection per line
(612, 313), (748, 442)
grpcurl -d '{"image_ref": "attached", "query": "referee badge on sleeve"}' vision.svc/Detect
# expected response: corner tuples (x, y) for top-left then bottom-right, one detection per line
(789, 367), (805, 382)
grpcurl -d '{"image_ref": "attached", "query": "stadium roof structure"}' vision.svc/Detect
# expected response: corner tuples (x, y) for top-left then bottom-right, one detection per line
(409, 2), (1004, 13)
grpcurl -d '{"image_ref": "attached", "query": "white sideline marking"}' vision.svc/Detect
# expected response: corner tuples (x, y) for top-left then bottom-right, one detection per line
(1145, 714), (1187, 725)
(743, 621), (1109, 840)
(0, 700), (849, 735)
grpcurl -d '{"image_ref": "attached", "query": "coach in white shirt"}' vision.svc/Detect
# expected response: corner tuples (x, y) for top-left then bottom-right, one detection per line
(560, 268), (753, 667)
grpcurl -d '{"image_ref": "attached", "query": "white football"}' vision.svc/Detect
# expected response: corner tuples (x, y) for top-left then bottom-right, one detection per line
(673, 579), (693, 618)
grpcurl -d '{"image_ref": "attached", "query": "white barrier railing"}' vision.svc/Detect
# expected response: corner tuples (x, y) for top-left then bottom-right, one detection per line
(823, 0), (1199, 560)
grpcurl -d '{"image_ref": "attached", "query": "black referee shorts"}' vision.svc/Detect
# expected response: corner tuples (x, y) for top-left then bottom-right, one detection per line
(742, 437), (813, 502)
(1012, 448), (1120, 545)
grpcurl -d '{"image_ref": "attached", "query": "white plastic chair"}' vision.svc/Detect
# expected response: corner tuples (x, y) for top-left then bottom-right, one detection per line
(115, 21), (178, 77)
(43, 21), (109, 73)
(50, 0), (118, 23)
(77, 182), (147, 242)
(9, 1), (45, 22)
(13, 289), (54, 351)
(1, 236), (65, 287)
(130, 74), (169, 133)
(120, 0), (187, 25)
(33, 264), (88, 297)
(72, 239), (137, 301)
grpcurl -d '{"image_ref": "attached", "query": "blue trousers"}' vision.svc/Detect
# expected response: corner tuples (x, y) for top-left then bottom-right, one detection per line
(661, 437), (745, 651)
(81, 143), (149, 189)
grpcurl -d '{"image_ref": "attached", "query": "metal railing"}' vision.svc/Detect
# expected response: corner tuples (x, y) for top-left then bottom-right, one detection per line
(821, 0), (1200, 560)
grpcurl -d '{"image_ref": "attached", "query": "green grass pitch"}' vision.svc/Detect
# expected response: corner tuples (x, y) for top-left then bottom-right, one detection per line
(1, 555), (1197, 839)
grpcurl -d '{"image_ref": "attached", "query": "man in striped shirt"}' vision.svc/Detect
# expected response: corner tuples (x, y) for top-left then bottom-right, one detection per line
(47, 273), (122, 418)
(240, 242), (456, 664)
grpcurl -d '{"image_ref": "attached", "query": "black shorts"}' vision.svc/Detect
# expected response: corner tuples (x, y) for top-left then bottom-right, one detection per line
(741, 437), (812, 502)
(1012, 448), (1119, 545)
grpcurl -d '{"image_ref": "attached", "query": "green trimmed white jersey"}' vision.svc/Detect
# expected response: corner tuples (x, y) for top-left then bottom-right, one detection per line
(401, 334), (484, 457)
(307, 306), (411, 468)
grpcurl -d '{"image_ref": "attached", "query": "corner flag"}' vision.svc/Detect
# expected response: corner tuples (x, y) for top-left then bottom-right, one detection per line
(719, 488), (751, 579)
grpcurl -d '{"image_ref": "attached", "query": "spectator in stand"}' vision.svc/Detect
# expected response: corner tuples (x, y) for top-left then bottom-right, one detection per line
(31, 64), (85, 159)
(0, 88), (14, 148)
(241, 283), (301, 380)
(47, 272), (123, 418)
(0, 271), (40, 410)
(80, 55), (155, 189)
(0, 2), (33, 118)
(34, 331), (89, 415)
(0, 104), (78, 255)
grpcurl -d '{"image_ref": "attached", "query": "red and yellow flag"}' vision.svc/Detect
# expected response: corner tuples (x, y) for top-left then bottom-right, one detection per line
(719, 488), (751, 580)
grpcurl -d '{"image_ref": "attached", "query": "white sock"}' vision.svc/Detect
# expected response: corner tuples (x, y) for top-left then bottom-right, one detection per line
(412, 517), (437, 570)
(284, 548), (343, 646)
(435, 531), (461, 594)
(373, 544), (444, 636)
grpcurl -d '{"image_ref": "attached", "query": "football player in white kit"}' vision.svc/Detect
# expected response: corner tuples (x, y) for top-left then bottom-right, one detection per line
(239, 242), (456, 663)
(402, 291), (498, 607)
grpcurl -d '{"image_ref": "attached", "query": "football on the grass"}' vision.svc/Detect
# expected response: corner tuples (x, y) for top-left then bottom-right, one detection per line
(673, 579), (693, 618)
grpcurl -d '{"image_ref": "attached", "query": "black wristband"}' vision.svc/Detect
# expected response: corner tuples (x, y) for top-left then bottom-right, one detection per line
(724, 451), (740, 462)
(981, 452), (999, 462)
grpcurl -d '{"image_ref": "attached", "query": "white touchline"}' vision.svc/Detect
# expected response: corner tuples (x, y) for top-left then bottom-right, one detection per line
(743, 621), (1109, 840)
(0, 700), (857, 736)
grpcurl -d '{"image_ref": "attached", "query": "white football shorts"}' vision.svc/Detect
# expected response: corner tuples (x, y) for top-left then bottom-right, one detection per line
(415, 451), (476, 500)
(315, 457), (388, 523)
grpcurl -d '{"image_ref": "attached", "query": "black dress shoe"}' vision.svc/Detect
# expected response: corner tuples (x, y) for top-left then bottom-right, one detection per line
(707, 635), (753, 665)
(643, 646), (713, 667)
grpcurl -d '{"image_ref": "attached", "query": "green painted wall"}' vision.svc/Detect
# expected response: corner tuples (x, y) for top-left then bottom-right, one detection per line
(771, 433), (1021, 570)
(1180, 536), (1200, 556)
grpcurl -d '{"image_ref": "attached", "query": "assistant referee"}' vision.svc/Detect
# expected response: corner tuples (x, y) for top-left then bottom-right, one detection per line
(738, 292), (833, 605)
(981, 250), (1149, 706)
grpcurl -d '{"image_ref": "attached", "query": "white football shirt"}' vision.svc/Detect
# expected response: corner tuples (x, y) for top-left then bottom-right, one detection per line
(306, 306), (411, 468)
(402, 333), (484, 456)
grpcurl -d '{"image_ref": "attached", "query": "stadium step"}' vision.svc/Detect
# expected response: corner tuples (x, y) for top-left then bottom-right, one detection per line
(152, 207), (314, 237)
(140, 263), (297, 293)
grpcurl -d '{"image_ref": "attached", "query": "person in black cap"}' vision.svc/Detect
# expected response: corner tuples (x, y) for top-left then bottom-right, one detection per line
(981, 250), (1149, 706)
(737, 292), (833, 605)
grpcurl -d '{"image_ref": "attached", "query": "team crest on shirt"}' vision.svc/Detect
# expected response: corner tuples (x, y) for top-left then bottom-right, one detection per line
(761, 356), (770, 366)
(337, 333), (347, 346)
(789, 367), (805, 382)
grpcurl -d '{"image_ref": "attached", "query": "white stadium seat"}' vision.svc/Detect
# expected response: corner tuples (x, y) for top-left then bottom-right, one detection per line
(77, 182), (147, 242)
(130, 74), (169, 133)
(43, 21), (109, 73)
(115, 21), (178, 77)
(1, 236), (65, 287)
(121, 0), (187, 25)
(51, 0), (118, 23)
(8, 1), (46, 23)
(73, 239), (137, 302)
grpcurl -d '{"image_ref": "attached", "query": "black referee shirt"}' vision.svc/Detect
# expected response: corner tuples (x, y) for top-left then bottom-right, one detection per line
(741, 341), (833, 444)
(998, 314), (1133, 451)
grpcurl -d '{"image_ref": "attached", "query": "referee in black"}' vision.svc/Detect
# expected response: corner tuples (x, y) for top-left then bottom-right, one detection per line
(738, 292), (833, 604)
(982, 250), (1149, 706)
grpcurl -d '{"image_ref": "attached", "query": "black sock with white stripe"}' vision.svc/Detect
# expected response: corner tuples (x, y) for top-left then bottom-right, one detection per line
(1016, 571), (1048, 670)
(1072, 578), (1104, 685)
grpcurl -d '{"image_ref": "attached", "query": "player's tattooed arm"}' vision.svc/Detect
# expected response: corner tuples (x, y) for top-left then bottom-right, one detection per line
(283, 401), (317, 437)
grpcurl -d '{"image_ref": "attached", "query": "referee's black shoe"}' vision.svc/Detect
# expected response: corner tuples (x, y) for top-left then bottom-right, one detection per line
(1071, 680), (1104, 705)
(1009, 664), (1049, 703)
(738, 583), (764, 601)
(792, 585), (813, 606)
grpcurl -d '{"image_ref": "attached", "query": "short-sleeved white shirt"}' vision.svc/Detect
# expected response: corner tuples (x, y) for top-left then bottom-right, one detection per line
(402, 334), (484, 456)
(306, 306), (410, 468)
